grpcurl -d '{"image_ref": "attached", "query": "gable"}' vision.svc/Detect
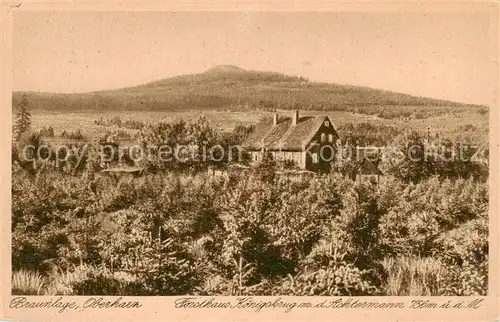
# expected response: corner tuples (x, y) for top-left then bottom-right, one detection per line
(242, 114), (339, 151)
(278, 117), (325, 150)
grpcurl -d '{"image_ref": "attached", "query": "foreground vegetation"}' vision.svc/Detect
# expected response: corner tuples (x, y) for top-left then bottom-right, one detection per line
(11, 143), (488, 295)
(11, 95), (489, 296)
(12, 165), (488, 296)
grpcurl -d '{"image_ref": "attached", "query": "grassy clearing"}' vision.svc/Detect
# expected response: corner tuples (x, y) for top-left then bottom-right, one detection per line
(29, 110), (267, 139)
(27, 108), (488, 144)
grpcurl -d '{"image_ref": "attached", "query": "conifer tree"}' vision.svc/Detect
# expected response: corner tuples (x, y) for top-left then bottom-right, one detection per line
(13, 93), (31, 142)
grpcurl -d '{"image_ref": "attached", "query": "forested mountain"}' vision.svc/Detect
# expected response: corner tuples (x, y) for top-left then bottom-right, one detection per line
(12, 65), (481, 112)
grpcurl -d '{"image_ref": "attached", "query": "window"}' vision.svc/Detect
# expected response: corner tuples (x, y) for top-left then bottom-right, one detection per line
(321, 133), (326, 142)
(324, 120), (329, 127)
(328, 134), (333, 142)
(254, 154), (258, 161)
(312, 153), (319, 163)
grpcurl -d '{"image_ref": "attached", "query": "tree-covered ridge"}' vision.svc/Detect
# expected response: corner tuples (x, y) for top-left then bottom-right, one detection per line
(12, 66), (486, 117)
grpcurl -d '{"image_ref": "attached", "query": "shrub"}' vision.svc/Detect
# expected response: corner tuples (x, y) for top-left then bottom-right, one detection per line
(95, 116), (145, 130)
(278, 263), (380, 296)
(437, 214), (488, 295)
(379, 208), (440, 257)
(329, 183), (386, 267)
(40, 126), (55, 137)
(338, 122), (402, 146)
(97, 207), (201, 295)
(136, 237), (201, 295)
(253, 152), (277, 183)
(284, 239), (382, 296)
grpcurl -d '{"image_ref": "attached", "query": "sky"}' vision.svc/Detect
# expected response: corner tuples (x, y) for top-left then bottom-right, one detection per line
(13, 10), (497, 105)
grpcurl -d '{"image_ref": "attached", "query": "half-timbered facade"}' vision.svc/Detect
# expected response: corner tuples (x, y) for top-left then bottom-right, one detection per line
(242, 110), (339, 172)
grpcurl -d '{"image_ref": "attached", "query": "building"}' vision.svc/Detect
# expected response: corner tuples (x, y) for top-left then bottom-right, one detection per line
(354, 157), (384, 183)
(242, 110), (339, 172)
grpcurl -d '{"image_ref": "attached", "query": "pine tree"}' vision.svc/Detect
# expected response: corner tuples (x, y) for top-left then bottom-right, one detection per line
(13, 93), (32, 142)
(255, 151), (277, 183)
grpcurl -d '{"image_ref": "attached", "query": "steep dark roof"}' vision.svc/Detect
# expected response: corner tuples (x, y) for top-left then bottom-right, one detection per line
(358, 159), (384, 175)
(242, 115), (329, 151)
(355, 147), (384, 175)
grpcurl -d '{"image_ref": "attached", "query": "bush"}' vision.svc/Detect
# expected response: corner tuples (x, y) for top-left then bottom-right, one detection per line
(97, 206), (201, 295)
(285, 239), (383, 296)
(329, 183), (386, 268)
(437, 214), (488, 295)
(379, 208), (440, 257)
(278, 263), (380, 296)
(39, 126), (55, 137)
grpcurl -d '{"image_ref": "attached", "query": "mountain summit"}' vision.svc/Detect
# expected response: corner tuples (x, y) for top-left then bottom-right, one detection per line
(205, 65), (246, 74)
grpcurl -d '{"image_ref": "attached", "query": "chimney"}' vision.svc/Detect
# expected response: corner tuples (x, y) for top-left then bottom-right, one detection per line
(273, 113), (278, 126)
(292, 110), (299, 126)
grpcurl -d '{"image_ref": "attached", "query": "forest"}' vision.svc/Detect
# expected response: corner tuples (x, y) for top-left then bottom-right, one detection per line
(11, 65), (487, 120)
(11, 96), (488, 296)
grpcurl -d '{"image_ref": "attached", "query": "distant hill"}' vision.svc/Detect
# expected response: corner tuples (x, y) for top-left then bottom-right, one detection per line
(12, 65), (482, 113)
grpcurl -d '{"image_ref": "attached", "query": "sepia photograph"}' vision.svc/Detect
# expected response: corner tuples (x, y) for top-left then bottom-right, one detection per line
(8, 8), (493, 300)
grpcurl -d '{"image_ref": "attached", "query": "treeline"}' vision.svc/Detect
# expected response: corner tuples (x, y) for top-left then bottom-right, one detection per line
(100, 129), (134, 141)
(12, 92), (486, 183)
(94, 116), (146, 130)
(332, 131), (488, 184)
(337, 122), (403, 146)
(61, 129), (85, 141)
(13, 91), (484, 120)
(344, 105), (486, 119)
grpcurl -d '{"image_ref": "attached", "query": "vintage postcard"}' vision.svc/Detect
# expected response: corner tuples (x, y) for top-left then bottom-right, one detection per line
(1, 1), (499, 321)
